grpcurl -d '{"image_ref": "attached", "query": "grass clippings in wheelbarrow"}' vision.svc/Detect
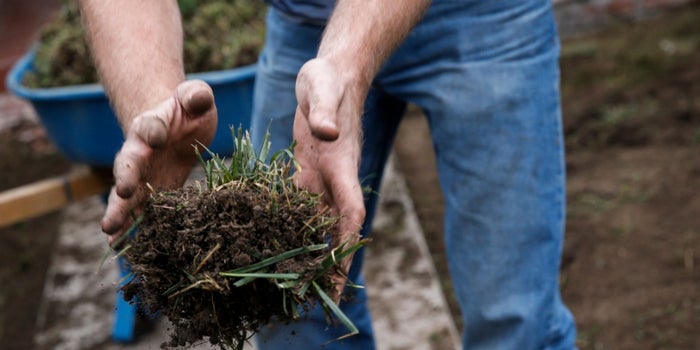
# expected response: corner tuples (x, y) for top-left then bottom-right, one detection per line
(24, 0), (266, 88)
(110, 129), (366, 349)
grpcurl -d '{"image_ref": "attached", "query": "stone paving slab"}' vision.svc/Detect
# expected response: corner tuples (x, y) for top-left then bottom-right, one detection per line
(33, 158), (460, 350)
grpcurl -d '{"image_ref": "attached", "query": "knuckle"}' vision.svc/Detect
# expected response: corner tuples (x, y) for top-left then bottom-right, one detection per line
(138, 116), (168, 147)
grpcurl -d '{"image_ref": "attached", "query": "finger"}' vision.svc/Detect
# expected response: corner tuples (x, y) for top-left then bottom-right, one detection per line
(330, 271), (348, 304)
(307, 85), (341, 141)
(331, 169), (364, 304)
(113, 135), (151, 198)
(132, 113), (169, 148)
(107, 217), (134, 246)
(177, 80), (215, 117)
(328, 176), (364, 304)
(292, 108), (327, 193)
(101, 186), (132, 235)
(328, 169), (366, 245)
(330, 230), (361, 303)
(130, 82), (207, 150)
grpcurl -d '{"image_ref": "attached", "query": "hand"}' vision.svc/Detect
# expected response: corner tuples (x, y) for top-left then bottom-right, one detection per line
(102, 80), (217, 243)
(293, 58), (367, 303)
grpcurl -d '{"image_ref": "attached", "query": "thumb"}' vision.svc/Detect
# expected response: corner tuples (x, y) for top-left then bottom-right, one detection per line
(131, 80), (215, 149)
(307, 102), (340, 141)
(296, 61), (341, 141)
(131, 113), (169, 148)
(177, 79), (215, 117)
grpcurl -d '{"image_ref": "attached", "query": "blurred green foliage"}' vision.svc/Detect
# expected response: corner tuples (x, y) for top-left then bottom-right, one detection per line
(24, 0), (266, 88)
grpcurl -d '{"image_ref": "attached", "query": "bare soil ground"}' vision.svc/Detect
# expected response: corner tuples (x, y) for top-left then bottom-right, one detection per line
(1, 5), (699, 349)
(559, 6), (700, 348)
(0, 97), (69, 350)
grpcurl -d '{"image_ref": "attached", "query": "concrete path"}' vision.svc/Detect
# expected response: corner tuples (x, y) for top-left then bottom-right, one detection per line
(32, 157), (460, 350)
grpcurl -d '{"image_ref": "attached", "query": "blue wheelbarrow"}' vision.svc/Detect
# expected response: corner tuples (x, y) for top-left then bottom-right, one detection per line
(2, 50), (255, 343)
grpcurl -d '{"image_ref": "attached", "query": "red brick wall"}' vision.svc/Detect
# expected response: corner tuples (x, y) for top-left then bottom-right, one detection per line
(554, 0), (699, 37)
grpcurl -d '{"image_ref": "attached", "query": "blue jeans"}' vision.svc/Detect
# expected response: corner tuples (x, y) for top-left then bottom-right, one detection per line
(251, 1), (576, 349)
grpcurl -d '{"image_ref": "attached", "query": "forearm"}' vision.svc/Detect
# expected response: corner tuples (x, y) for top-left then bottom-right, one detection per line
(318, 0), (431, 90)
(79, 0), (184, 130)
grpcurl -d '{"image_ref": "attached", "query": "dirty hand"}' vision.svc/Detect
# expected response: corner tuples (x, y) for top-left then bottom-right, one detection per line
(293, 58), (367, 303)
(102, 80), (217, 243)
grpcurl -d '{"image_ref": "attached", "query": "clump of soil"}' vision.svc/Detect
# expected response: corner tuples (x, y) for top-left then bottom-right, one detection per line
(118, 132), (358, 349)
(122, 185), (331, 348)
(24, 0), (266, 88)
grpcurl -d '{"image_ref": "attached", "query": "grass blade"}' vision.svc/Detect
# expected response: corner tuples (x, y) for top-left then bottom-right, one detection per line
(297, 281), (311, 298)
(223, 272), (299, 288)
(194, 145), (213, 188)
(219, 272), (300, 279)
(314, 239), (369, 278)
(111, 244), (132, 260)
(222, 244), (328, 274)
(257, 129), (272, 164)
(276, 280), (300, 289)
(96, 214), (143, 273)
(313, 281), (358, 339)
(162, 279), (187, 296)
(232, 275), (258, 287)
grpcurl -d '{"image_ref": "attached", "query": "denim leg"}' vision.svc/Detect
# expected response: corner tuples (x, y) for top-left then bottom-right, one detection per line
(375, 1), (577, 349)
(253, 1), (577, 349)
(250, 8), (323, 153)
(428, 58), (575, 349)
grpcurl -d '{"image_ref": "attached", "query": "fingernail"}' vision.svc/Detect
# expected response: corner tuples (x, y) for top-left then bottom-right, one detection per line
(186, 90), (213, 116)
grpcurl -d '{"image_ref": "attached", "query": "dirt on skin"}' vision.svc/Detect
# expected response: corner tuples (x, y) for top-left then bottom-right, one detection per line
(121, 182), (339, 349)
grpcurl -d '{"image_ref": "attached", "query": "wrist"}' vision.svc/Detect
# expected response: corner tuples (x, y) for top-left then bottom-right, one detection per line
(122, 83), (180, 125)
(317, 50), (373, 88)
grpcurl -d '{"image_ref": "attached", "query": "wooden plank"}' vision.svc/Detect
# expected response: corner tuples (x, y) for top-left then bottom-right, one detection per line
(0, 167), (111, 228)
